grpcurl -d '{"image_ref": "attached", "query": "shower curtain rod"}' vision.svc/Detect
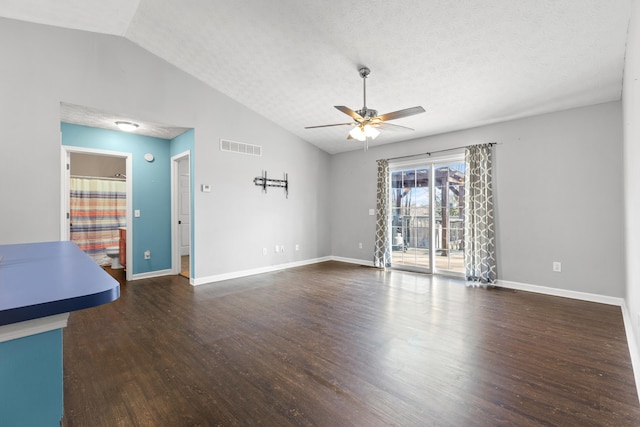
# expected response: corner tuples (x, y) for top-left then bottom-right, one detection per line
(383, 142), (496, 162)
(70, 175), (126, 182)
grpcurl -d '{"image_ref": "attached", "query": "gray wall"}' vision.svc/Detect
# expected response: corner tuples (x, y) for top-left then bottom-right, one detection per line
(331, 101), (625, 298)
(0, 18), (331, 280)
(623, 0), (640, 366)
(0, 17), (628, 300)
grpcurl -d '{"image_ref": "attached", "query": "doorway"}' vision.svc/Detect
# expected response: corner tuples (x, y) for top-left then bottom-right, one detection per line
(171, 151), (192, 279)
(390, 155), (466, 276)
(61, 146), (133, 281)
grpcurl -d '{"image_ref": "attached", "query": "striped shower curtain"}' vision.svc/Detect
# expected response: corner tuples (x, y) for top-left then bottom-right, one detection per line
(70, 178), (126, 265)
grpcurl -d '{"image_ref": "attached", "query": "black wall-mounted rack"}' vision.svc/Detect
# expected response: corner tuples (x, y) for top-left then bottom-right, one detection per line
(254, 171), (288, 198)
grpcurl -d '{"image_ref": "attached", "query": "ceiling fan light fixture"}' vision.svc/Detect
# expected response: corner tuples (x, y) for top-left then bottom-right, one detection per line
(115, 121), (139, 132)
(349, 126), (367, 141)
(363, 124), (380, 139)
(349, 124), (380, 141)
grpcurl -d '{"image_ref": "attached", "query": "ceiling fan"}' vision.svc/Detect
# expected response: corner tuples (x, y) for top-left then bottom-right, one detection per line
(305, 67), (425, 147)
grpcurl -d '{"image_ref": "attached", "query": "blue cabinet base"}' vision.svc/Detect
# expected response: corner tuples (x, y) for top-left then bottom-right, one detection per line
(0, 329), (63, 426)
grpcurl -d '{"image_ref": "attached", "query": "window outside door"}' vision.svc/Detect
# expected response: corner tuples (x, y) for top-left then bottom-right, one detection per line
(390, 158), (466, 276)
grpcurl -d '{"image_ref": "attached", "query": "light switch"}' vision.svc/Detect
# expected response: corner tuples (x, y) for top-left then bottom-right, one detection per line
(134, 210), (140, 217)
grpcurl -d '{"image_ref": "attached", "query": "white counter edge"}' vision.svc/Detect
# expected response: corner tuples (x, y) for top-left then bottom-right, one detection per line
(0, 313), (70, 343)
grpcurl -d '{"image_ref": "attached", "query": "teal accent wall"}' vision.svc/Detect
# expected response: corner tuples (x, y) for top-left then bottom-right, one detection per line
(170, 128), (194, 156)
(170, 129), (195, 276)
(0, 330), (63, 426)
(61, 123), (171, 274)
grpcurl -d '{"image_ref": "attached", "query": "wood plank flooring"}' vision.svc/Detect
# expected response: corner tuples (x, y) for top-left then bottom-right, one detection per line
(63, 262), (640, 426)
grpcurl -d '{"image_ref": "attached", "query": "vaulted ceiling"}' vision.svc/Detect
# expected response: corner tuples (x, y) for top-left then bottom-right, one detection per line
(0, 0), (632, 153)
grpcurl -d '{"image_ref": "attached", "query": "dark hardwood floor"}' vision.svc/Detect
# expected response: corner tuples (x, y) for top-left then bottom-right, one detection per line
(63, 262), (640, 426)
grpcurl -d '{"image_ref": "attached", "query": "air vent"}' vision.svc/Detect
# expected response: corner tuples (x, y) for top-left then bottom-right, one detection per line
(220, 139), (262, 156)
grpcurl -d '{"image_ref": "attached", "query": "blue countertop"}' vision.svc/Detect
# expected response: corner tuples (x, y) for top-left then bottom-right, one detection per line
(0, 241), (120, 326)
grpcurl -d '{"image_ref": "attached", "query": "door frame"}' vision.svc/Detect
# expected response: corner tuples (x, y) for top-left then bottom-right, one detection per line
(171, 151), (192, 278)
(61, 146), (133, 281)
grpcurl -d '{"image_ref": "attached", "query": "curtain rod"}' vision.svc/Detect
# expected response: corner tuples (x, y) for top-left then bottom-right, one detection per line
(70, 175), (126, 182)
(384, 142), (497, 162)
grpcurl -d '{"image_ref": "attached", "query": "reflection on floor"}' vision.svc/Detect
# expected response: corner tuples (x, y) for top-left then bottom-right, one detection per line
(392, 248), (464, 273)
(181, 255), (189, 278)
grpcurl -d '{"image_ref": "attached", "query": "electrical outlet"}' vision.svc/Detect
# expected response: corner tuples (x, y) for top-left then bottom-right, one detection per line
(262, 248), (267, 256)
(552, 261), (561, 272)
(295, 244), (299, 251)
(358, 243), (363, 249)
(144, 250), (151, 260)
(275, 245), (280, 253)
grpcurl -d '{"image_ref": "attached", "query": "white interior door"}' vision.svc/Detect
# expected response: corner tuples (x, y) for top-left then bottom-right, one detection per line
(178, 158), (190, 256)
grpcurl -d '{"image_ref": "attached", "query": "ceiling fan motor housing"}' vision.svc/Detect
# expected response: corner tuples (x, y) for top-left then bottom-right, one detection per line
(356, 108), (378, 121)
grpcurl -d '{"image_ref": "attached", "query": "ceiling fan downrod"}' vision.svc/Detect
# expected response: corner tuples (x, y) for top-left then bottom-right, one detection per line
(357, 67), (377, 120)
(360, 67), (370, 110)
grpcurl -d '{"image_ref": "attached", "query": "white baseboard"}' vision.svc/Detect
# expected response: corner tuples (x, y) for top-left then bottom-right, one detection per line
(621, 301), (640, 403)
(131, 269), (174, 281)
(191, 257), (332, 286)
(497, 279), (624, 306)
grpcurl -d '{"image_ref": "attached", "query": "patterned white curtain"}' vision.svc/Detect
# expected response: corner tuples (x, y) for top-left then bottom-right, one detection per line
(373, 159), (391, 268)
(464, 144), (497, 284)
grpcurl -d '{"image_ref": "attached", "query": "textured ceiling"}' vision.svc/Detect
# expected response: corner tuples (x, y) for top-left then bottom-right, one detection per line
(60, 103), (191, 140)
(0, 0), (632, 154)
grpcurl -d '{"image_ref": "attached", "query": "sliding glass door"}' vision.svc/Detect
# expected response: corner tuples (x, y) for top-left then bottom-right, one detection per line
(391, 167), (431, 270)
(433, 162), (466, 274)
(390, 157), (466, 276)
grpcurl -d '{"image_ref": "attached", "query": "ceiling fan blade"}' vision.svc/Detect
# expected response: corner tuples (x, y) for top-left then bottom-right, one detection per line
(373, 122), (415, 132)
(304, 122), (353, 129)
(376, 106), (425, 122)
(335, 106), (364, 121)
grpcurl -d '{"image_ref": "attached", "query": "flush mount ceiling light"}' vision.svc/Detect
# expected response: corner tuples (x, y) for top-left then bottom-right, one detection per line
(115, 121), (139, 132)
